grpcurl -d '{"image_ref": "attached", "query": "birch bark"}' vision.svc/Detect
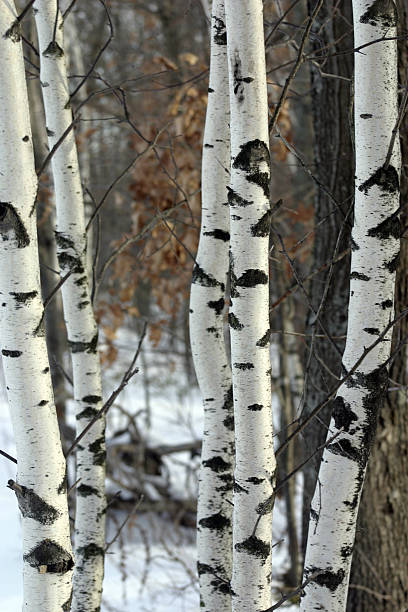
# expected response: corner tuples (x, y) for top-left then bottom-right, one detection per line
(33, 2), (106, 609)
(301, 1), (400, 609)
(224, 1), (275, 609)
(189, 2), (233, 609)
(0, 4), (73, 610)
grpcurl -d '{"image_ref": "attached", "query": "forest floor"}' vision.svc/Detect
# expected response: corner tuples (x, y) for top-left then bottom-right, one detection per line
(0, 331), (300, 611)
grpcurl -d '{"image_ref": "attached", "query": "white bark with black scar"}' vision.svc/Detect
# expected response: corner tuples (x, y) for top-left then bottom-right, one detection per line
(33, 2), (106, 609)
(0, 5), (73, 610)
(224, 1), (276, 609)
(189, 2), (233, 609)
(301, 1), (400, 610)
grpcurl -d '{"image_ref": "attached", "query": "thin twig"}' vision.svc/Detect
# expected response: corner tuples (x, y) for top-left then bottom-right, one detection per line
(0, 449), (17, 464)
(65, 323), (148, 458)
(105, 496), (143, 552)
(263, 572), (320, 611)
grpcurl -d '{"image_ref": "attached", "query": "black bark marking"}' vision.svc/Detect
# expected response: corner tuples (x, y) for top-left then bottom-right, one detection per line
(360, 113), (373, 119)
(38, 400), (48, 406)
(247, 477), (264, 484)
(43, 41), (64, 57)
(331, 397), (358, 432)
(229, 313), (244, 330)
(233, 51), (253, 103)
(381, 299), (393, 309)
(235, 535), (270, 560)
(360, 0), (397, 27)
(204, 143), (214, 148)
(227, 187), (253, 207)
(199, 512), (230, 530)
(46, 127), (55, 137)
(203, 229), (230, 241)
(8, 480), (60, 525)
(340, 545), (353, 559)
(10, 291), (38, 305)
(331, 366), (388, 467)
(223, 415), (234, 430)
(385, 252), (400, 272)
(231, 214), (242, 220)
(236, 269), (268, 287)
(222, 385), (233, 411)
(74, 275), (87, 286)
(22, 135), (29, 142)
(363, 327), (380, 335)
(351, 237), (360, 251)
(89, 436), (106, 466)
(350, 271), (370, 281)
(192, 263), (224, 290)
(358, 164), (399, 195)
(208, 87), (214, 93)
(58, 252), (85, 274)
(367, 211), (400, 240)
(256, 494), (274, 515)
(78, 300), (90, 310)
(213, 16), (227, 45)
(57, 471), (67, 494)
(24, 540), (74, 574)
(306, 567), (345, 592)
(77, 543), (104, 561)
(251, 210), (272, 237)
(248, 403), (263, 411)
(233, 140), (270, 197)
(256, 329), (271, 347)
(82, 395), (102, 404)
(229, 250), (239, 298)
(43, 366), (50, 373)
(55, 232), (75, 250)
(77, 484), (100, 497)
(206, 326), (218, 335)
(234, 362), (254, 370)
(2, 349), (22, 358)
(202, 456), (231, 472)
(208, 297), (224, 315)
(0, 202), (30, 248)
(68, 332), (98, 354)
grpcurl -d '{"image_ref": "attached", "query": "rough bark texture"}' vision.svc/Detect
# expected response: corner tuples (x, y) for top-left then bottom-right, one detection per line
(301, 0), (354, 556)
(189, 2), (234, 609)
(347, 0), (408, 608)
(34, 2), (106, 609)
(224, 1), (276, 609)
(301, 0), (401, 608)
(0, 4), (73, 609)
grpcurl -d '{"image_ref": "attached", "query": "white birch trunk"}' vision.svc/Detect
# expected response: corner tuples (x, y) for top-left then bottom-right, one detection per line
(301, 1), (400, 609)
(224, 2), (276, 609)
(33, 2), (106, 609)
(189, 1), (233, 609)
(0, 4), (73, 610)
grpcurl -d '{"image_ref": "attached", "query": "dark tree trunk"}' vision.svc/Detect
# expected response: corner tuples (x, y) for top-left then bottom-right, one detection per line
(347, 1), (408, 608)
(301, 0), (354, 555)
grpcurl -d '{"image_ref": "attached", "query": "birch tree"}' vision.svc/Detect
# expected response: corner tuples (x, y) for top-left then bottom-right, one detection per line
(224, 1), (275, 609)
(0, 3), (73, 609)
(33, 2), (106, 609)
(189, 2), (233, 609)
(302, 1), (401, 608)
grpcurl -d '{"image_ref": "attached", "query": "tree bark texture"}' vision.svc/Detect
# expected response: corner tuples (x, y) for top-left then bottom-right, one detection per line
(189, 2), (234, 610)
(0, 4), (73, 610)
(301, 0), (401, 609)
(33, 2), (106, 609)
(347, 0), (408, 608)
(301, 0), (354, 558)
(224, 1), (276, 609)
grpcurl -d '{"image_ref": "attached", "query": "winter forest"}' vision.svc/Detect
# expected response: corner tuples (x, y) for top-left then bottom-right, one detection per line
(0, 0), (407, 610)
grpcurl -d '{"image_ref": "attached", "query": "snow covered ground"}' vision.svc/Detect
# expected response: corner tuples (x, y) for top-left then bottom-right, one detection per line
(0, 337), (300, 611)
